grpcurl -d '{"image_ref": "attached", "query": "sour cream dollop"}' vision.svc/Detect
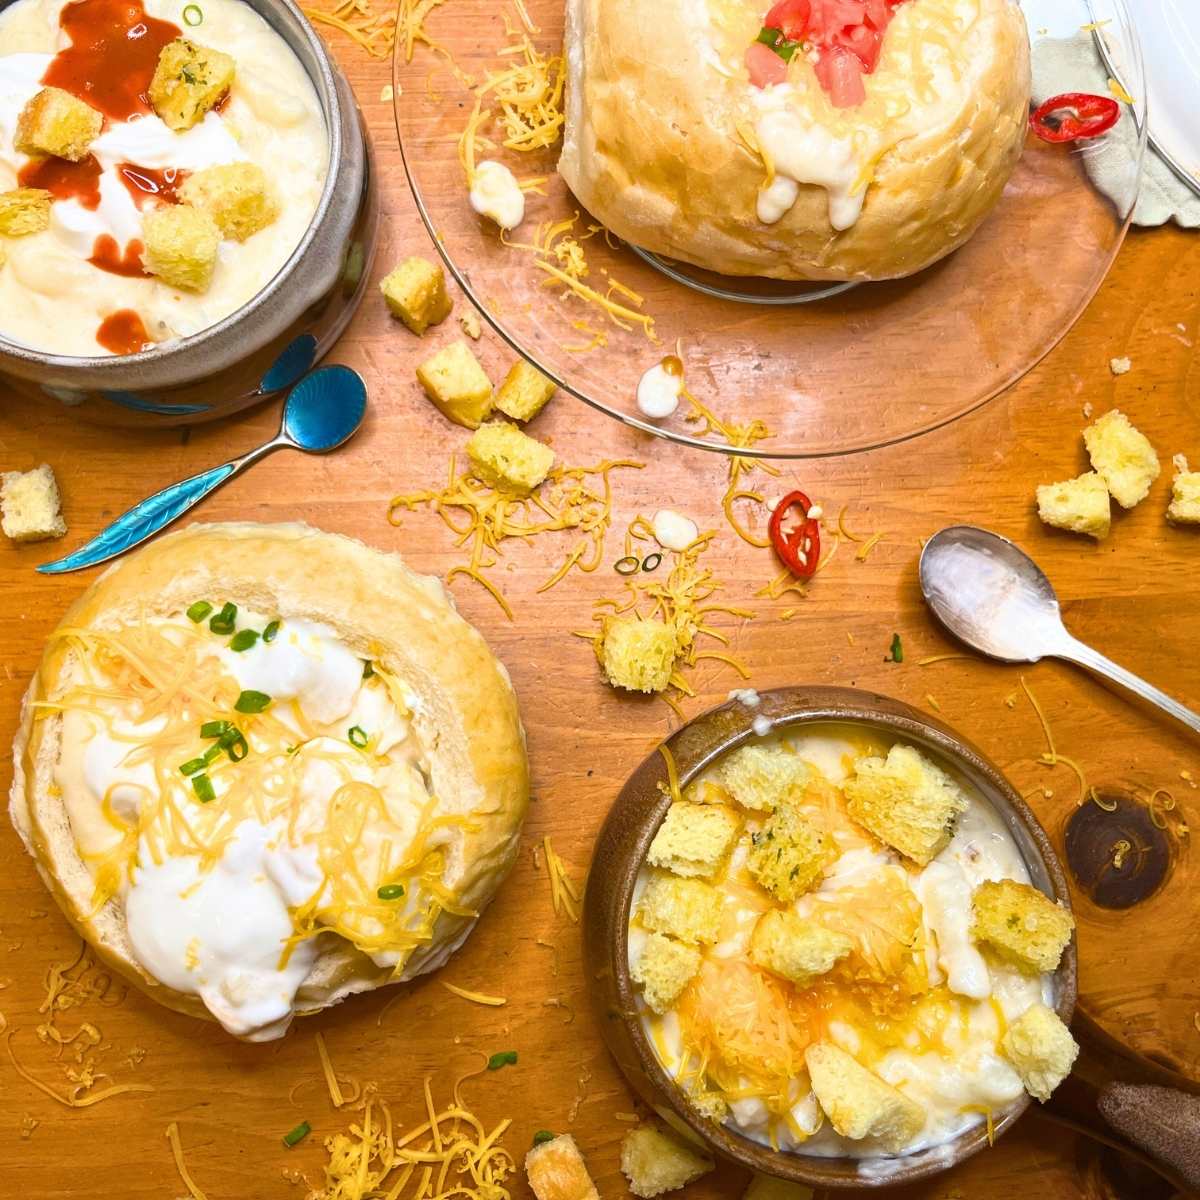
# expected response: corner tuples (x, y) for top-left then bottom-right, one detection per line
(469, 160), (525, 231)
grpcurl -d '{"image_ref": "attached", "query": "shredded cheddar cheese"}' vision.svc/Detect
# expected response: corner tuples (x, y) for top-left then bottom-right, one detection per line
(167, 1122), (210, 1200)
(441, 982), (507, 1007)
(543, 837), (582, 922)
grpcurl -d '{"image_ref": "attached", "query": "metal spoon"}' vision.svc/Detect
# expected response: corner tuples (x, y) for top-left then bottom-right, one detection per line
(38, 365), (367, 575)
(919, 525), (1200, 735)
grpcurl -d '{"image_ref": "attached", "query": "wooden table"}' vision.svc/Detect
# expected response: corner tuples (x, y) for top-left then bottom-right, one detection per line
(1, 27), (1198, 1200)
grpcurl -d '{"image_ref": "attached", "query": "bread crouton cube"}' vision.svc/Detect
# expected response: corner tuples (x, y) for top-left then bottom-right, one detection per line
(620, 1125), (713, 1199)
(597, 616), (676, 694)
(1167, 455), (1200, 525)
(141, 204), (220, 292)
(720, 743), (809, 812)
(1, 464), (66, 543)
(1084, 409), (1160, 509)
(149, 38), (236, 131)
(379, 256), (453, 335)
(1036, 471), (1111, 539)
(466, 421), (554, 496)
(631, 932), (702, 1013)
(494, 359), (556, 422)
(844, 744), (967, 866)
(749, 910), (853, 986)
(637, 873), (723, 945)
(971, 879), (1074, 974)
(525, 1133), (599, 1200)
(14, 87), (102, 161)
(647, 802), (741, 880)
(804, 1043), (925, 1151)
(744, 1176), (815, 1200)
(747, 802), (830, 902)
(0, 188), (52, 237)
(415, 340), (493, 428)
(178, 163), (278, 242)
(1001, 1003), (1078, 1102)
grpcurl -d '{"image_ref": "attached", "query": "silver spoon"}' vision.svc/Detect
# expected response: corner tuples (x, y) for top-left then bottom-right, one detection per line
(919, 525), (1200, 735)
(38, 365), (367, 575)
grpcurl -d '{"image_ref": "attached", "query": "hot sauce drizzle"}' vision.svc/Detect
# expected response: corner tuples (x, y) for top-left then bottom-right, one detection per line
(42, 0), (181, 122)
(89, 235), (148, 277)
(118, 163), (187, 206)
(96, 308), (153, 355)
(18, 154), (103, 208)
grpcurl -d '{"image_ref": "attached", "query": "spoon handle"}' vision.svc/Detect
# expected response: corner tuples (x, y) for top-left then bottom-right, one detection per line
(1057, 637), (1200, 736)
(37, 443), (279, 575)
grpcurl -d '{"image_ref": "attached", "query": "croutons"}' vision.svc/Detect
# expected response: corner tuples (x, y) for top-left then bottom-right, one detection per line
(141, 204), (220, 292)
(843, 744), (967, 866)
(749, 910), (853, 986)
(647, 802), (741, 880)
(525, 1133), (599, 1200)
(744, 1176), (815, 1200)
(1084, 410), (1160, 509)
(1, 464), (66, 543)
(1167, 455), (1200, 525)
(598, 616), (676, 694)
(719, 743), (808, 812)
(971, 879), (1074, 975)
(1000, 1003), (1079, 1102)
(178, 163), (278, 242)
(620, 1125), (713, 1199)
(747, 802), (830, 902)
(379, 256), (453, 335)
(0, 188), (52, 237)
(415, 340), (494, 428)
(149, 38), (236, 131)
(637, 873), (723, 945)
(466, 421), (554, 496)
(804, 1043), (925, 1151)
(14, 87), (102, 161)
(1036, 471), (1111, 539)
(494, 359), (556, 422)
(631, 932), (702, 1014)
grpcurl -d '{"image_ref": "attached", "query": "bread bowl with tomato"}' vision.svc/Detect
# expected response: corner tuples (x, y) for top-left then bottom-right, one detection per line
(559, 0), (1031, 282)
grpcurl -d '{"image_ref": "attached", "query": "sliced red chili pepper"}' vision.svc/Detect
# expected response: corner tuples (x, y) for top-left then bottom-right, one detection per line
(769, 490), (821, 578)
(1029, 92), (1120, 144)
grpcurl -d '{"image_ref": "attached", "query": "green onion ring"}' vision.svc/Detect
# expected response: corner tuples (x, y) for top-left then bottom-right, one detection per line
(614, 555), (640, 576)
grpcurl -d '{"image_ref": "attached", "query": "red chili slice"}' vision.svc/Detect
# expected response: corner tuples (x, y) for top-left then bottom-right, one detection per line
(769, 491), (821, 578)
(1030, 92), (1121, 144)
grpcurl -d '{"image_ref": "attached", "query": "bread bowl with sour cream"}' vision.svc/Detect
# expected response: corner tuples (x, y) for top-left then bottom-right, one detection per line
(559, 0), (1031, 282)
(9, 523), (529, 1041)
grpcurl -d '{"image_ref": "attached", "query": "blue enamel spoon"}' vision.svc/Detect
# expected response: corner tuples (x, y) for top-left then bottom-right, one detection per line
(38, 365), (367, 575)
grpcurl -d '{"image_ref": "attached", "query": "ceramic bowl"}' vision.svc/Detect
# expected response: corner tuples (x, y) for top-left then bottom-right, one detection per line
(0, 0), (378, 427)
(582, 686), (1078, 1189)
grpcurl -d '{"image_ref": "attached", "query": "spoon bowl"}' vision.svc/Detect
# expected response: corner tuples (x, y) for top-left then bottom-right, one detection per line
(281, 364), (367, 451)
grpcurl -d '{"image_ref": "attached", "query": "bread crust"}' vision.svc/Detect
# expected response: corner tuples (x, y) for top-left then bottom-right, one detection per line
(559, 0), (1030, 282)
(9, 522), (529, 1032)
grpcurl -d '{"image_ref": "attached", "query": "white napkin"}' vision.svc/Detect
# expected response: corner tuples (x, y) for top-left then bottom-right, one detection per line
(1031, 35), (1200, 229)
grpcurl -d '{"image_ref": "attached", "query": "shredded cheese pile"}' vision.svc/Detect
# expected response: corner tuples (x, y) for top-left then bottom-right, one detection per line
(542, 836), (582, 922)
(388, 454), (644, 619)
(302, 0), (397, 58)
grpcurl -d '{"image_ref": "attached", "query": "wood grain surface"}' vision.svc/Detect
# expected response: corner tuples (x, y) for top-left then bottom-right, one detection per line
(1, 26), (1199, 1200)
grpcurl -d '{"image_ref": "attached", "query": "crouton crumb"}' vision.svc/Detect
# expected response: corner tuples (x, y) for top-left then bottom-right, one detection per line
(620, 1125), (713, 1198)
(1000, 1003), (1079, 1101)
(971, 878), (1074, 974)
(1, 464), (66, 543)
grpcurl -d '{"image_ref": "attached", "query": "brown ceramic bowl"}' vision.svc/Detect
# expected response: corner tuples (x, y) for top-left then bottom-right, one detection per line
(582, 686), (1078, 1189)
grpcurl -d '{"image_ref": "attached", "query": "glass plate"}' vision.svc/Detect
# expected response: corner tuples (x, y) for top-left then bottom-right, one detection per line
(393, 0), (1147, 459)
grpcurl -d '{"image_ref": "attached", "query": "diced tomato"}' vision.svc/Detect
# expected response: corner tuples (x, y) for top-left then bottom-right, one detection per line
(813, 44), (866, 107)
(765, 0), (811, 39)
(746, 40), (790, 88)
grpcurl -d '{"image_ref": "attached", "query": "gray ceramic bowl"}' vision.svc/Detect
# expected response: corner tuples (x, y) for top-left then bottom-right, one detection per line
(0, 0), (377, 426)
(583, 686), (1078, 1190)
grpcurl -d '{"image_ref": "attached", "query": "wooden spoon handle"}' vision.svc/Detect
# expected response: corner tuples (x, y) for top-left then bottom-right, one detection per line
(1096, 1084), (1200, 1195)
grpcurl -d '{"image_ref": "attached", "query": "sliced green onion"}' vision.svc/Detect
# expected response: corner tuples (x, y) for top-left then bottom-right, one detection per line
(262, 620), (281, 643)
(532, 1130), (556, 1147)
(486, 1051), (517, 1071)
(186, 600), (213, 623)
(182, 2), (203, 25)
(614, 555), (640, 576)
(209, 601), (237, 635)
(200, 719), (231, 739)
(179, 756), (207, 776)
(229, 629), (259, 653)
(235, 690), (271, 714)
(282, 1121), (310, 1148)
(776, 38), (801, 61)
(203, 743), (222, 765)
(362, 660), (375, 679)
(888, 633), (904, 663)
(641, 552), (663, 573)
(192, 774), (215, 803)
(756, 25), (781, 47)
(377, 884), (405, 900)
(348, 726), (369, 749)
(220, 728), (248, 762)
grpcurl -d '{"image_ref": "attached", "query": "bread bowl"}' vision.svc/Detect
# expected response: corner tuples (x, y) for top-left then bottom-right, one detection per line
(560, 0), (1031, 282)
(9, 523), (529, 1040)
